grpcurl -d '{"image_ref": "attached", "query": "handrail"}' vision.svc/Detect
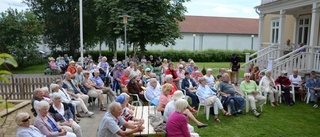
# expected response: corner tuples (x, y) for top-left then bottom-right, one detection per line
(241, 46), (278, 68)
(249, 44), (278, 58)
(274, 46), (309, 62)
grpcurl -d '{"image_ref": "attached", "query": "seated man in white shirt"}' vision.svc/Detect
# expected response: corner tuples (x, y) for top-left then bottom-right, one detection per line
(289, 69), (304, 101)
(145, 78), (162, 106)
(163, 90), (207, 129)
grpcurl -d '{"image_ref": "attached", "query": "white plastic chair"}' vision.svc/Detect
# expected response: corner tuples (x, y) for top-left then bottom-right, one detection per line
(277, 85), (295, 103)
(128, 93), (143, 106)
(305, 84), (318, 104)
(195, 92), (213, 120)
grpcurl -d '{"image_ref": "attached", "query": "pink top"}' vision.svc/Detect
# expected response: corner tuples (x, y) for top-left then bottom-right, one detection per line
(158, 94), (172, 106)
(49, 61), (58, 69)
(166, 111), (190, 137)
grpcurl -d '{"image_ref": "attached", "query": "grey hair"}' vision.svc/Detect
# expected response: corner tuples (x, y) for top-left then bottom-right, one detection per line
(64, 72), (71, 77)
(149, 73), (156, 78)
(244, 73), (251, 77)
(50, 84), (59, 93)
(15, 112), (30, 126)
(77, 65), (82, 70)
(198, 77), (207, 83)
(222, 73), (229, 78)
(33, 88), (43, 96)
(94, 69), (100, 73)
(108, 102), (121, 112)
(51, 92), (62, 100)
(41, 87), (49, 93)
(36, 100), (50, 110)
(174, 99), (188, 113)
(165, 74), (173, 82)
(149, 78), (157, 83)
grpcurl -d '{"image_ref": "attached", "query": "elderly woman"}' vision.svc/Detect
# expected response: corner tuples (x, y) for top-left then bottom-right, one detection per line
(259, 70), (280, 106)
(166, 99), (200, 137)
(164, 75), (178, 95)
(157, 83), (173, 112)
(204, 68), (215, 90)
(49, 93), (82, 137)
(197, 77), (231, 122)
(83, 70), (107, 111)
(92, 69), (116, 103)
(16, 112), (45, 137)
(145, 78), (162, 105)
(275, 70), (293, 106)
(127, 73), (146, 102)
(181, 72), (198, 109)
(34, 100), (76, 137)
(67, 61), (76, 75)
(191, 66), (203, 78)
(193, 71), (202, 85)
(97, 56), (109, 74)
(42, 87), (52, 103)
(165, 62), (180, 87)
(142, 68), (152, 85)
(289, 69), (305, 101)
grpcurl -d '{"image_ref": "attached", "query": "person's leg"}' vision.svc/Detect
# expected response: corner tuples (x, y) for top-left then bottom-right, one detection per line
(283, 87), (291, 105)
(229, 99), (237, 114)
(269, 89), (275, 105)
(215, 98), (227, 114)
(255, 94), (266, 107)
(247, 94), (256, 110)
(235, 71), (239, 85)
(183, 109), (205, 126)
(71, 121), (83, 137)
(234, 95), (245, 111)
(299, 88), (305, 101)
(185, 90), (199, 108)
(74, 97), (91, 115)
(61, 125), (73, 132)
(103, 87), (116, 102)
(79, 94), (89, 107)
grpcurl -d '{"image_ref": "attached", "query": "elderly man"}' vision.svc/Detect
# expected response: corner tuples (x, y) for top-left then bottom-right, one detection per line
(218, 73), (245, 116)
(240, 73), (266, 117)
(98, 102), (144, 137)
(306, 70), (320, 108)
(181, 71), (199, 109)
(62, 72), (93, 116)
(289, 69), (304, 101)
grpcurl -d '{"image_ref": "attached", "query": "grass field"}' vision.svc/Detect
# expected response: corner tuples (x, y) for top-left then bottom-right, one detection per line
(12, 63), (47, 74)
(190, 101), (320, 137)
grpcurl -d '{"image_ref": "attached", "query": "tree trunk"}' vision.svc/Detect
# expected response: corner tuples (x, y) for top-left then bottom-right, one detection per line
(139, 42), (146, 55)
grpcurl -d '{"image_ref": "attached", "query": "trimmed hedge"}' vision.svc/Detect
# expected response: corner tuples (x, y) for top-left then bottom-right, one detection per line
(83, 49), (255, 62)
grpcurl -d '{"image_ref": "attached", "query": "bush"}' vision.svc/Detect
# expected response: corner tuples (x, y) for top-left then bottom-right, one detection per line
(77, 49), (255, 62)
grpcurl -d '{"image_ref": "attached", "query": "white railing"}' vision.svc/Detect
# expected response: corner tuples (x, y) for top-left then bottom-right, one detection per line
(261, 0), (280, 5)
(242, 44), (279, 72)
(312, 47), (320, 72)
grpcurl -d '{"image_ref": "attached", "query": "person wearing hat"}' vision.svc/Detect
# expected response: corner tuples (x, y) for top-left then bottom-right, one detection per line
(97, 102), (144, 137)
(275, 70), (293, 106)
(230, 53), (240, 85)
(115, 95), (144, 126)
(67, 61), (77, 75)
(126, 73), (147, 102)
(306, 70), (320, 108)
(142, 68), (152, 85)
(164, 90), (207, 129)
(143, 61), (154, 72)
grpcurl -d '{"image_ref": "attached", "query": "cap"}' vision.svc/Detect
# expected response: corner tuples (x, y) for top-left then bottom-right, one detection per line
(179, 64), (183, 68)
(129, 73), (137, 80)
(145, 68), (151, 72)
(311, 70), (316, 74)
(118, 64), (124, 67)
(173, 90), (184, 101)
(281, 70), (287, 74)
(207, 68), (212, 72)
(115, 95), (126, 104)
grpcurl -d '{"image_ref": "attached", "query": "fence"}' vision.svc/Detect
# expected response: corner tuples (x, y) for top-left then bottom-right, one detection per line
(0, 77), (61, 100)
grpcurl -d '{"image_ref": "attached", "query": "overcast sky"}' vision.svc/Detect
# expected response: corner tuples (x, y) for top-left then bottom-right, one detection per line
(0, 0), (260, 18)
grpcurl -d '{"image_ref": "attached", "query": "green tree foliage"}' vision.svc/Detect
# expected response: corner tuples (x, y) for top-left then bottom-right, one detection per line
(96, 0), (190, 53)
(24, 0), (98, 57)
(0, 8), (44, 67)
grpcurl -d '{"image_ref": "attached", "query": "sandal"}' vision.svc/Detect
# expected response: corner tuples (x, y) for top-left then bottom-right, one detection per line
(214, 117), (221, 123)
(100, 105), (107, 111)
(223, 112), (231, 117)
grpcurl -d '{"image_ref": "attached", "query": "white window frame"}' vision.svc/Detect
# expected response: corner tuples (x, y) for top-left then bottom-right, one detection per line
(270, 19), (280, 44)
(297, 16), (311, 46)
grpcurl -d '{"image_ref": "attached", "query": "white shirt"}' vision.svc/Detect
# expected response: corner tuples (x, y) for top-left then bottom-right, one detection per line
(59, 88), (71, 103)
(204, 75), (215, 87)
(52, 103), (66, 121)
(289, 74), (302, 85)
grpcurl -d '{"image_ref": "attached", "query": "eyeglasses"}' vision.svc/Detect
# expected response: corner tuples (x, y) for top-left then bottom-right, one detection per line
(245, 76), (250, 78)
(284, 73), (288, 75)
(22, 116), (31, 122)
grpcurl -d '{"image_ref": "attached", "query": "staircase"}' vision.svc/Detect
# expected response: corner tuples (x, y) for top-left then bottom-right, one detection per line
(244, 44), (320, 79)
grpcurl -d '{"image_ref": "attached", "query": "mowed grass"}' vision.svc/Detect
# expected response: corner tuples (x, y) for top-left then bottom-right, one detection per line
(12, 63), (47, 74)
(189, 101), (320, 137)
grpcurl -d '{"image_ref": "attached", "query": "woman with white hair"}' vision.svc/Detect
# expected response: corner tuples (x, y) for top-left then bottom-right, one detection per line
(97, 56), (109, 74)
(145, 78), (162, 105)
(42, 87), (52, 103)
(259, 70), (280, 106)
(166, 99), (200, 137)
(204, 68), (216, 90)
(92, 69), (116, 103)
(34, 100), (76, 137)
(16, 112), (45, 137)
(164, 74), (178, 95)
(49, 93), (82, 137)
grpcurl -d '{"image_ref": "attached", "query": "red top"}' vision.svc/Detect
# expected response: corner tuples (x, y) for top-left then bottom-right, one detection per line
(120, 75), (130, 86)
(164, 82), (178, 95)
(275, 76), (291, 87)
(165, 68), (179, 82)
(67, 66), (76, 74)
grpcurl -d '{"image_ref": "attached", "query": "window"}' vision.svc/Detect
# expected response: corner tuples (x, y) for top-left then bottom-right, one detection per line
(270, 19), (280, 44)
(297, 17), (310, 45)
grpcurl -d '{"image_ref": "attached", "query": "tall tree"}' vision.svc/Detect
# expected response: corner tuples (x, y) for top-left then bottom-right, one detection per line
(96, 0), (189, 53)
(0, 8), (43, 67)
(24, 0), (98, 57)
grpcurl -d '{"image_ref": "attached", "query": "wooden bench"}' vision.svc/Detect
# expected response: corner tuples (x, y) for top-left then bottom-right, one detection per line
(132, 106), (163, 137)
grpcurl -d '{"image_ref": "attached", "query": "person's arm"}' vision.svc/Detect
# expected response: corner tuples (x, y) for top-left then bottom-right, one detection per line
(181, 79), (187, 90)
(34, 118), (60, 136)
(179, 116), (191, 137)
(240, 81), (250, 94)
(118, 124), (143, 136)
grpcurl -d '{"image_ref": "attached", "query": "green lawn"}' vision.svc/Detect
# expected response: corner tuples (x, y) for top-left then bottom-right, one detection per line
(190, 101), (320, 137)
(12, 63), (47, 74)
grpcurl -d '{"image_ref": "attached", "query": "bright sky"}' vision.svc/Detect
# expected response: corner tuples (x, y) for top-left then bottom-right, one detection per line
(0, 0), (260, 18)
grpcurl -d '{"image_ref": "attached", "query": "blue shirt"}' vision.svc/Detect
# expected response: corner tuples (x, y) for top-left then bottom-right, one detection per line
(306, 77), (320, 88)
(197, 84), (216, 103)
(47, 118), (59, 132)
(92, 77), (104, 87)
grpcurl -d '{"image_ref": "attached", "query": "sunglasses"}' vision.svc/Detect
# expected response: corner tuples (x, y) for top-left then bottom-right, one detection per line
(22, 116), (31, 122)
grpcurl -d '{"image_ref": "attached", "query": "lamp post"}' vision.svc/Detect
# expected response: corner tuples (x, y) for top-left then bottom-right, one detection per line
(193, 34), (196, 51)
(120, 15), (130, 65)
(251, 35), (254, 50)
(79, 0), (83, 65)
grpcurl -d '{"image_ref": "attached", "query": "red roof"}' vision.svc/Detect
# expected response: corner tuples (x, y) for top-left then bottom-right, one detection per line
(179, 16), (258, 35)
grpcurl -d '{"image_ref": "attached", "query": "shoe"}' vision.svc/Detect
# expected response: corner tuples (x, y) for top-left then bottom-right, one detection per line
(313, 104), (318, 108)
(233, 113), (238, 117)
(253, 111), (261, 117)
(190, 108), (198, 113)
(271, 103), (275, 107)
(214, 117), (221, 123)
(235, 83), (238, 86)
(237, 111), (243, 115)
(289, 102), (294, 106)
(100, 105), (107, 111)
(223, 112), (231, 117)
(76, 114), (83, 118)
(197, 124), (208, 128)
(85, 111), (94, 117)
(75, 116), (81, 121)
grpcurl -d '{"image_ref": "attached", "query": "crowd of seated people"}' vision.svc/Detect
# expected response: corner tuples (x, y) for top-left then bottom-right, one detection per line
(19, 53), (320, 137)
